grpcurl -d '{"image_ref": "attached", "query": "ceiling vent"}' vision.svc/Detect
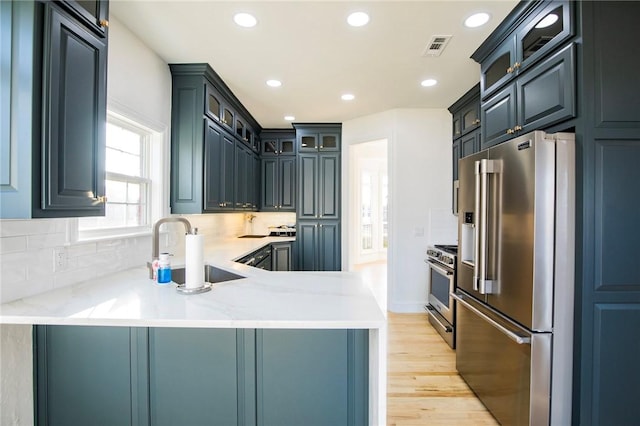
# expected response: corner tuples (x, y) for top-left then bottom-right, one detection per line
(422, 35), (452, 57)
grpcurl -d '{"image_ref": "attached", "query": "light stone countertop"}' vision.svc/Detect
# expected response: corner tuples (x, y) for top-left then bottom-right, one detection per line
(0, 235), (386, 329)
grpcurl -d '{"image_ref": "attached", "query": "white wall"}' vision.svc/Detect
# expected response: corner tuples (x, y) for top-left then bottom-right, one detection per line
(343, 109), (457, 313)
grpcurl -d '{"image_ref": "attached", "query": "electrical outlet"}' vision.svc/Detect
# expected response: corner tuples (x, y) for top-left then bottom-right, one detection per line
(53, 246), (68, 272)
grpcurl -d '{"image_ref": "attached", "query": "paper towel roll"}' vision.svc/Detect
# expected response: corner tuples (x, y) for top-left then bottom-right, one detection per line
(185, 233), (205, 289)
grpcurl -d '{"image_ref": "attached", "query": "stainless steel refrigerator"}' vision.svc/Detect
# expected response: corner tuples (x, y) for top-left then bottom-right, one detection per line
(454, 130), (575, 425)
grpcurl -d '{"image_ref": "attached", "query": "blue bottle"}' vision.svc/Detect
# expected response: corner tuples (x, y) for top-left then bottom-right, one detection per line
(157, 253), (172, 284)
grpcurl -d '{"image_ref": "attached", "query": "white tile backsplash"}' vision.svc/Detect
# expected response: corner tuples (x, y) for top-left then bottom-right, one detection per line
(0, 213), (298, 304)
(0, 236), (27, 254)
(0, 218), (159, 304)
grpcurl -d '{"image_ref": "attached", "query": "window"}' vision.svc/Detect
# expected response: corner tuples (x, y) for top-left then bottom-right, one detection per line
(79, 114), (155, 237)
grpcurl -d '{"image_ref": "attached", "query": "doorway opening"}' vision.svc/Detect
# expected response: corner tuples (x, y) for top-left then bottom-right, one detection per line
(349, 139), (388, 309)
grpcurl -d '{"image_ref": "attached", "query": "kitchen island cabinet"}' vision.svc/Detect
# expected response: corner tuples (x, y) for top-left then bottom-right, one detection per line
(1, 235), (385, 425)
(34, 326), (368, 426)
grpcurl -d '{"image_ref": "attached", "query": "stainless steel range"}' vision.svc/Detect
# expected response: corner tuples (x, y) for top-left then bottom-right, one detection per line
(424, 244), (457, 348)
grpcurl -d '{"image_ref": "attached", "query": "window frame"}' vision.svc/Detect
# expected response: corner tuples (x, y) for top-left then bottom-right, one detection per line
(77, 112), (156, 240)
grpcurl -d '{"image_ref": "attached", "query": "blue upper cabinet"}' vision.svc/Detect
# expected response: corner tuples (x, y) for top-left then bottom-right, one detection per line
(478, 1), (574, 100)
(473, 1), (576, 148)
(59, 0), (110, 36)
(0, 0), (108, 219)
(169, 64), (261, 214)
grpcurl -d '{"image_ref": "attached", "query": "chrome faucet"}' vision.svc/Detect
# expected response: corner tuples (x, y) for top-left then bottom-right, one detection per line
(148, 217), (193, 278)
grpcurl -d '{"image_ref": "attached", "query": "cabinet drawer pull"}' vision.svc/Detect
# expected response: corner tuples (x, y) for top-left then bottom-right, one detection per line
(99, 19), (109, 28)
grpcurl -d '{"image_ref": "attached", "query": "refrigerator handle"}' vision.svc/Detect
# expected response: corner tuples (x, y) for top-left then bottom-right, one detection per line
(473, 161), (481, 292)
(476, 159), (500, 294)
(452, 292), (531, 345)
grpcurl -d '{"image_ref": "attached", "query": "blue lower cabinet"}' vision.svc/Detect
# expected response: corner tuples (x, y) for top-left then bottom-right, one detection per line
(34, 326), (367, 426)
(257, 329), (368, 426)
(34, 326), (141, 426)
(148, 328), (252, 426)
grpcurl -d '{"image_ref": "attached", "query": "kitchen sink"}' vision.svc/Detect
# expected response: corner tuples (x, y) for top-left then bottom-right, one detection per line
(238, 235), (267, 238)
(171, 265), (245, 285)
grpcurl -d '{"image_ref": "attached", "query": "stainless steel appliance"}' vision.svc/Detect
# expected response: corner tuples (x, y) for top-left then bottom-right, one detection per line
(424, 245), (457, 348)
(455, 131), (575, 425)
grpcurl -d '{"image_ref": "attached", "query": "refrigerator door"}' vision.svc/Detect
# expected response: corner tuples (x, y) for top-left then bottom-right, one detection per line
(457, 150), (488, 302)
(485, 131), (556, 331)
(454, 291), (551, 426)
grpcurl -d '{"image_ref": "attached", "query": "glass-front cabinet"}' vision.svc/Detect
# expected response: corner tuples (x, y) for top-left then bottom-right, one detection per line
(60, 0), (109, 36)
(205, 84), (221, 122)
(261, 130), (295, 156)
(480, 1), (573, 98)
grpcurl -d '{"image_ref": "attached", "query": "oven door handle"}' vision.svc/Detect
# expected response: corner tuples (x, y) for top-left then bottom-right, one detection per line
(424, 259), (453, 276)
(424, 305), (453, 333)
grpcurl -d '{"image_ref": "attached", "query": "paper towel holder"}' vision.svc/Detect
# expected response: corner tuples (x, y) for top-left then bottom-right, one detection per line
(176, 227), (212, 295)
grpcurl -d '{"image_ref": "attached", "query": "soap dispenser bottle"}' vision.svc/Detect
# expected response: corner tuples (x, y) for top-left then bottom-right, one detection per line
(157, 252), (172, 284)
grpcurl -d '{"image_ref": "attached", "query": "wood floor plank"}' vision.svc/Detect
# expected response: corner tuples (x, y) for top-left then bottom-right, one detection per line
(387, 313), (498, 425)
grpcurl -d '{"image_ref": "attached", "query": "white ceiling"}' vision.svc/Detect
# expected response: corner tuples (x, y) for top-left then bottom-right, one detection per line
(111, 1), (518, 129)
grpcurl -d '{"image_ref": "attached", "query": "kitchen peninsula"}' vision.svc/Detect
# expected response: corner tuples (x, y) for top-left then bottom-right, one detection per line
(0, 236), (386, 426)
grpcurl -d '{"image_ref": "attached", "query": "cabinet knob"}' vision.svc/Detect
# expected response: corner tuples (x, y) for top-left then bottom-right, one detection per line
(506, 128), (515, 135)
(514, 125), (522, 131)
(94, 195), (107, 203)
(99, 19), (109, 28)
(473, 119), (481, 125)
(513, 62), (521, 70)
(507, 66), (514, 74)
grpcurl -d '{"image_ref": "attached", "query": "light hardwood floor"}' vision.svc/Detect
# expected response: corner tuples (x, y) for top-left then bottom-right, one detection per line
(386, 313), (498, 426)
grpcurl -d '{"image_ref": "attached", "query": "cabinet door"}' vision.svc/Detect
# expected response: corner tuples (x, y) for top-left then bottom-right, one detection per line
(460, 130), (481, 158)
(481, 84), (516, 149)
(279, 157), (296, 211)
(272, 242), (292, 271)
(0, 1), (36, 218)
(35, 326), (141, 426)
(460, 101), (481, 135)
(480, 38), (516, 98)
(319, 220), (341, 271)
(37, 4), (106, 217)
(205, 83), (222, 122)
(297, 221), (318, 271)
(222, 132), (235, 208)
(204, 120), (224, 211)
(298, 154), (318, 219)
(319, 133), (340, 152)
(59, 0), (109, 36)
(257, 329), (368, 426)
(279, 137), (296, 155)
(261, 158), (278, 210)
(452, 139), (461, 181)
(517, 43), (575, 134)
(516, 1), (573, 72)
(149, 328), (251, 426)
(251, 153), (260, 209)
(318, 154), (340, 219)
(234, 142), (248, 209)
(298, 130), (319, 152)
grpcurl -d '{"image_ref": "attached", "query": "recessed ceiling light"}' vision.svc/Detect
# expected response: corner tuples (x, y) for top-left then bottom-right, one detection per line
(284, 115), (295, 121)
(234, 12), (257, 28)
(535, 13), (558, 29)
(341, 93), (355, 101)
(464, 12), (490, 28)
(266, 79), (282, 88)
(421, 79), (438, 87)
(347, 12), (370, 27)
